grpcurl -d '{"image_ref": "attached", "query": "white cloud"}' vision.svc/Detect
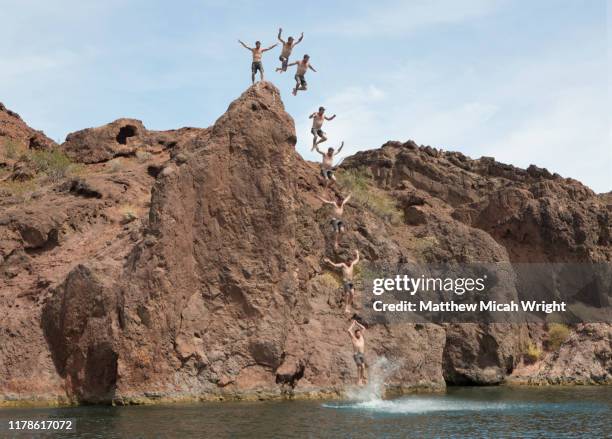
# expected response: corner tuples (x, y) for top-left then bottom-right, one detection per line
(319, 0), (502, 37)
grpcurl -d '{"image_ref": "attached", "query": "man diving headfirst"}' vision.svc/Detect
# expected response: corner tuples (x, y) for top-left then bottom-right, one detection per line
(238, 39), (278, 84)
(309, 107), (336, 149)
(348, 319), (368, 386)
(324, 249), (360, 313)
(276, 28), (303, 73)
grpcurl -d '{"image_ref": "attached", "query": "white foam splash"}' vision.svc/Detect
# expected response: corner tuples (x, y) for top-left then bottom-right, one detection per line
(344, 356), (398, 402)
(324, 356), (523, 414)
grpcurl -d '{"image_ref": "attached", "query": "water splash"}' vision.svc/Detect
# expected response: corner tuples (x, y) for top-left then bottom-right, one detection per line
(324, 356), (528, 414)
(344, 356), (398, 402)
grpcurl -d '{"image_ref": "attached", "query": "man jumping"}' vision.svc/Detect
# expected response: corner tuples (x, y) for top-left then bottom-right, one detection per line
(348, 319), (368, 386)
(315, 141), (343, 188)
(309, 107), (336, 150)
(317, 192), (351, 249)
(276, 28), (303, 73)
(324, 249), (360, 313)
(238, 39), (278, 84)
(288, 55), (316, 96)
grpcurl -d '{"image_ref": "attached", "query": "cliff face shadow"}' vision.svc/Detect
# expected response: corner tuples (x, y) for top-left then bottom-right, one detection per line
(41, 264), (119, 404)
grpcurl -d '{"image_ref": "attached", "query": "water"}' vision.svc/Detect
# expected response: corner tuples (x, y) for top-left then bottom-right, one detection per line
(0, 387), (610, 438)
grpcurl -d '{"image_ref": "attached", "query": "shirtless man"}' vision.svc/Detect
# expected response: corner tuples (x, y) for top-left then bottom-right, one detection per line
(317, 192), (351, 248)
(238, 39), (278, 84)
(348, 319), (368, 385)
(315, 141), (343, 188)
(276, 28), (303, 73)
(324, 249), (360, 313)
(309, 107), (336, 149)
(288, 55), (316, 95)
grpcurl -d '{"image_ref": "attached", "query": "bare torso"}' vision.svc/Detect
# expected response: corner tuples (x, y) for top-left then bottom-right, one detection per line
(296, 60), (309, 75)
(281, 42), (293, 57)
(252, 48), (263, 62)
(352, 335), (365, 353)
(322, 153), (334, 169)
(342, 264), (355, 280)
(332, 203), (344, 216)
(312, 113), (324, 129)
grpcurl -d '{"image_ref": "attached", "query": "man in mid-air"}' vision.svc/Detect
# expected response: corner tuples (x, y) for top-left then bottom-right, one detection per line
(317, 191), (352, 249)
(309, 107), (336, 150)
(288, 54), (316, 95)
(315, 141), (343, 188)
(324, 249), (360, 313)
(238, 39), (278, 84)
(347, 319), (368, 386)
(276, 28), (303, 73)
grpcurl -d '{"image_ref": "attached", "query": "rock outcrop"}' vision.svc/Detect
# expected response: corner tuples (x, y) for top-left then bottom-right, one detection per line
(0, 84), (610, 406)
(0, 102), (55, 151)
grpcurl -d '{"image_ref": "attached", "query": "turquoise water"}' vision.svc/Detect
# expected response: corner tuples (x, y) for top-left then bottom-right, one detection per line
(0, 387), (610, 438)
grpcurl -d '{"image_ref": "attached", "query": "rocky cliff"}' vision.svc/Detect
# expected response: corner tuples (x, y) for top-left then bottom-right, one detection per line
(0, 84), (610, 406)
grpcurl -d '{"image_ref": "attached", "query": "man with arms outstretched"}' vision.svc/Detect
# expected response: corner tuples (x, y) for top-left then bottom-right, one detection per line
(289, 54), (316, 95)
(317, 192), (351, 249)
(309, 107), (336, 149)
(276, 28), (303, 73)
(238, 39), (278, 84)
(348, 319), (368, 386)
(324, 249), (359, 313)
(315, 141), (343, 188)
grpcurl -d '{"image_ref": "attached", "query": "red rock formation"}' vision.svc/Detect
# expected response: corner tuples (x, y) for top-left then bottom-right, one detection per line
(0, 84), (609, 406)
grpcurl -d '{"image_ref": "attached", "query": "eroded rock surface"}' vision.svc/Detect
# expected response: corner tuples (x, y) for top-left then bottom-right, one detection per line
(0, 84), (610, 405)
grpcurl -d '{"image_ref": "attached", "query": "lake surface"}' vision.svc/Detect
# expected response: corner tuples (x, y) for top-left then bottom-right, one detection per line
(0, 387), (610, 438)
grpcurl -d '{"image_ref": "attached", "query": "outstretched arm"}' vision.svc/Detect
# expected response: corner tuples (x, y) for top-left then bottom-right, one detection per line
(334, 141), (344, 156)
(347, 320), (356, 335)
(355, 320), (366, 332)
(287, 61), (298, 68)
(314, 145), (325, 156)
(263, 43), (278, 52)
(342, 193), (352, 207)
(277, 28), (285, 43)
(350, 250), (360, 268)
(324, 258), (345, 269)
(238, 40), (251, 50)
(294, 32), (304, 46)
(325, 114), (337, 121)
(316, 195), (334, 205)
(308, 64), (317, 72)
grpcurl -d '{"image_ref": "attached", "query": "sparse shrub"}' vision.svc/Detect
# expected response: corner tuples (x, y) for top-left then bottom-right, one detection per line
(29, 149), (74, 181)
(109, 159), (123, 173)
(318, 272), (342, 290)
(547, 323), (570, 351)
(120, 204), (138, 224)
(523, 342), (542, 364)
(136, 150), (152, 163)
(337, 167), (404, 224)
(2, 139), (23, 159)
(0, 179), (37, 198)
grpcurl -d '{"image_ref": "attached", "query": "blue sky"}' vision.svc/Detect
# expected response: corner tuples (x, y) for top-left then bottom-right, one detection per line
(2, 0), (610, 192)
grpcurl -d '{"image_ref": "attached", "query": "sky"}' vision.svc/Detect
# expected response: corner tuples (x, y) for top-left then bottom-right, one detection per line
(2, 0), (610, 192)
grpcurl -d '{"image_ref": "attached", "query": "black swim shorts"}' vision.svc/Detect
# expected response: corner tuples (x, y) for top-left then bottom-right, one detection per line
(279, 55), (288, 71)
(320, 168), (334, 180)
(353, 352), (365, 366)
(295, 74), (307, 87)
(344, 281), (354, 293)
(252, 61), (263, 74)
(311, 127), (325, 137)
(331, 218), (345, 233)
